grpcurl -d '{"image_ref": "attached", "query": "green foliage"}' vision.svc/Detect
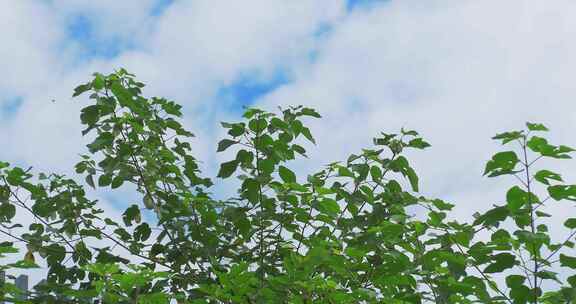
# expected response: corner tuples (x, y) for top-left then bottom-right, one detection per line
(0, 70), (575, 303)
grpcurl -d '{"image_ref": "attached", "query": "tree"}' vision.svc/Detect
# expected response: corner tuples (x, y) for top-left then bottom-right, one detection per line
(0, 69), (575, 303)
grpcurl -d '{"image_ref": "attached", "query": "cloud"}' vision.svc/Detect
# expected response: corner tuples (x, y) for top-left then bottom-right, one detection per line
(257, 0), (576, 221)
(0, 1), (63, 97)
(0, 0), (346, 169)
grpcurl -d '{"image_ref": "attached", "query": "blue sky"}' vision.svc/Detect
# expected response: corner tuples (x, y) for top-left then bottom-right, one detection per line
(0, 96), (22, 118)
(66, 14), (128, 59)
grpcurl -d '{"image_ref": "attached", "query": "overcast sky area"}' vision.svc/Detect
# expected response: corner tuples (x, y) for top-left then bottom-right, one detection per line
(3, 0), (576, 285)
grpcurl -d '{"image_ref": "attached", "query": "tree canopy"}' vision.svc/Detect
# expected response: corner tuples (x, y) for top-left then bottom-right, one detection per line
(1, 69), (576, 303)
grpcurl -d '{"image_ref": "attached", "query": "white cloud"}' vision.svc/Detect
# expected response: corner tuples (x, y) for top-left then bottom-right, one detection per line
(0, 1), (63, 97)
(0, 0), (347, 171)
(258, 0), (576, 220)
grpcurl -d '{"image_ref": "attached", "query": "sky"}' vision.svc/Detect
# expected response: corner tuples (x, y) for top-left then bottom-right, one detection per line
(2, 0), (576, 290)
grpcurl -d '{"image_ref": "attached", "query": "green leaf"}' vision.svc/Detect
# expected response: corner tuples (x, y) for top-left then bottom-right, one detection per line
(492, 131), (524, 144)
(258, 159), (275, 175)
(80, 105), (100, 126)
(160, 100), (182, 116)
(93, 73), (106, 90)
(300, 108), (321, 118)
(85, 174), (95, 189)
(506, 186), (529, 212)
(6, 167), (27, 186)
(407, 138), (431, 149)
(0, 203), (16, 222)
(278, 166), (296, 183)
(98, 174), (112, 187)
(565, 218), (576, 229)
(400, 128), (418, 136)
(143, 194), (155, 210)
(111, 175), (124, 189)
(514, 231), (550, 250)
(534, 170), (563, 185)
(390, 156), (419, 191)
(270, 117), (289, 130)
(110, 81), (134, 108)
(536, 270), (560, 282)
(134, 223), (152, 242)
(217, 160), (239, 178)
(370, 165), (382, 181)
(526, 122), (549, 131)
(351, 163), (369, 181)
(72, 83), (92, 97)
(301, 127), (316, 144)
(405, 166), (419, 192)
(483, 151), (520, 177)
(0, 244), (18, 255)
(527, 136), (551, 153)
(222, 122), (246, 137)
(337, 166), (354, 178)
(235, 149), (254, 166)
(249, 118), (268, 133)
(528, 136), (575, 159)
(535, 210), (551, 218)
(474, 206), (510, 227)
(537, 224), (548, 232)
(235, 216), (251, 239)
(484, 253), (516, 273)
(242, 108), (263, 119)
(217, 139), (237, 152)
(345, 247), (366, 260)
(548, 185), (576, 201)
(317, 198), (340, 216)
(122, 205), (141, 227)
(491, 229), (511, 244)
(11, 259), (39, 269)
(431, 199), (454, 211)
(560, 254), (576, 269)
(0, 185), (9, 203)
(242, 178), (259, 204)
(291, 144), (307, 157)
